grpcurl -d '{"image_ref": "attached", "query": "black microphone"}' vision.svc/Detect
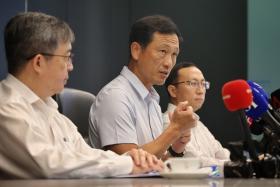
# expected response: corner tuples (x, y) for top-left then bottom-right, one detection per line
(271, 88), (280, 112)
(270, 88), (280, 123)
(249, 120), (264, 142)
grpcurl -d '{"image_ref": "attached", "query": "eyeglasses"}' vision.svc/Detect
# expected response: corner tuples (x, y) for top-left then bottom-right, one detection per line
(173, 80), (210, 90)
(26, 53), (74, 64)
(41, 53), (74, 64)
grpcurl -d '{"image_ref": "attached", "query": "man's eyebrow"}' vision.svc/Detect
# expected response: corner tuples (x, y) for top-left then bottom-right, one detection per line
(189, 78), (206, 81)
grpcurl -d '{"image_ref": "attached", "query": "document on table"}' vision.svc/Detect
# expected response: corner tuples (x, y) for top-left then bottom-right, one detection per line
(114, 171), (160, 178)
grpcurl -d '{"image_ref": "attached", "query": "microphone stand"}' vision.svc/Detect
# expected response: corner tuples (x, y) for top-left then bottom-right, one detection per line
(238, 110), (259, 161)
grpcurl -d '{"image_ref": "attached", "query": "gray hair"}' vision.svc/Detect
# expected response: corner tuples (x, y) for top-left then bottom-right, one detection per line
(4, 11), (75, 74)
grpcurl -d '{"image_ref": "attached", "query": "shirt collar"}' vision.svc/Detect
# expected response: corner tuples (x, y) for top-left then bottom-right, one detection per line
(120, 66), (159, 103)
(5, 74), (58, 109)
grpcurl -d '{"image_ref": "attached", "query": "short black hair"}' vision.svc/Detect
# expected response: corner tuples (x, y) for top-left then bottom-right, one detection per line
(165, 61), (197, 89)
(129, 15), (183, 58)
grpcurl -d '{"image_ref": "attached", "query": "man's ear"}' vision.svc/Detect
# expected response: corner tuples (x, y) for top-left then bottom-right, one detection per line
(130, 42), (142, 61)
(167, 84), (177, 98)
(32, 54), (45, 74)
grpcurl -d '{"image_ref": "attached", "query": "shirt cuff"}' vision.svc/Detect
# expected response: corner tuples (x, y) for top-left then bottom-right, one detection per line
(111, 155), (134, 176)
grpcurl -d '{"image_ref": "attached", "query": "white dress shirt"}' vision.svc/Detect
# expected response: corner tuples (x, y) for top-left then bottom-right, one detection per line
(163, 103), (230, 167)
(0, 74), (133, 179)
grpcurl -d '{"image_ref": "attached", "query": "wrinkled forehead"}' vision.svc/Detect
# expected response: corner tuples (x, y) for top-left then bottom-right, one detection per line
(150, 32), (179, 46)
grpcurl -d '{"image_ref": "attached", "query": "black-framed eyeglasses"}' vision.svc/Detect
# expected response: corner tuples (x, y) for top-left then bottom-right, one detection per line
(173, 80), (210, 90)
(41, 53), (74, 64)
(26, 53), (74, 64)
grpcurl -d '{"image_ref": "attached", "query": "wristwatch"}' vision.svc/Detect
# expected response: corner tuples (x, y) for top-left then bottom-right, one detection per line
(168, 146), (184, 157)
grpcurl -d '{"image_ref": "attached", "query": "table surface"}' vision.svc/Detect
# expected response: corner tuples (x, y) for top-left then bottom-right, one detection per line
(1, 177), (280, 187)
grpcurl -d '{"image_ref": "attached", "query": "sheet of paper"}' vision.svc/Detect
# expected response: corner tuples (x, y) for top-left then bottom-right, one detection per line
(114, 171), (160, 178)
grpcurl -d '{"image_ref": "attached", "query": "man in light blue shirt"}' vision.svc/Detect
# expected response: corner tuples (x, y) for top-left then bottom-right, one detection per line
(89, 15), (197, 159)
(90, 66), (163, 148)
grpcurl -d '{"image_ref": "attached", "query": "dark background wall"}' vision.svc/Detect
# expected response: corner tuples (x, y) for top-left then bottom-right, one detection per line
(0, 0), (247, 146)
(0, 0), (26, 80)
(27, 0), (131, 94)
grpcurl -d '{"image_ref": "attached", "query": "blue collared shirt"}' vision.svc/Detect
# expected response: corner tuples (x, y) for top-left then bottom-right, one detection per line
(89, 66), (163, 148)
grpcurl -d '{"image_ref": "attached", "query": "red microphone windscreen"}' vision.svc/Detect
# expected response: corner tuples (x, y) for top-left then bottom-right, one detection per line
(222, 80), (253, 111)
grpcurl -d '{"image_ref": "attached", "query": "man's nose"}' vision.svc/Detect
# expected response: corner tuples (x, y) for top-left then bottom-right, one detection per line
(67, 62), (74, 72)
(164, 55), (174, 68)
